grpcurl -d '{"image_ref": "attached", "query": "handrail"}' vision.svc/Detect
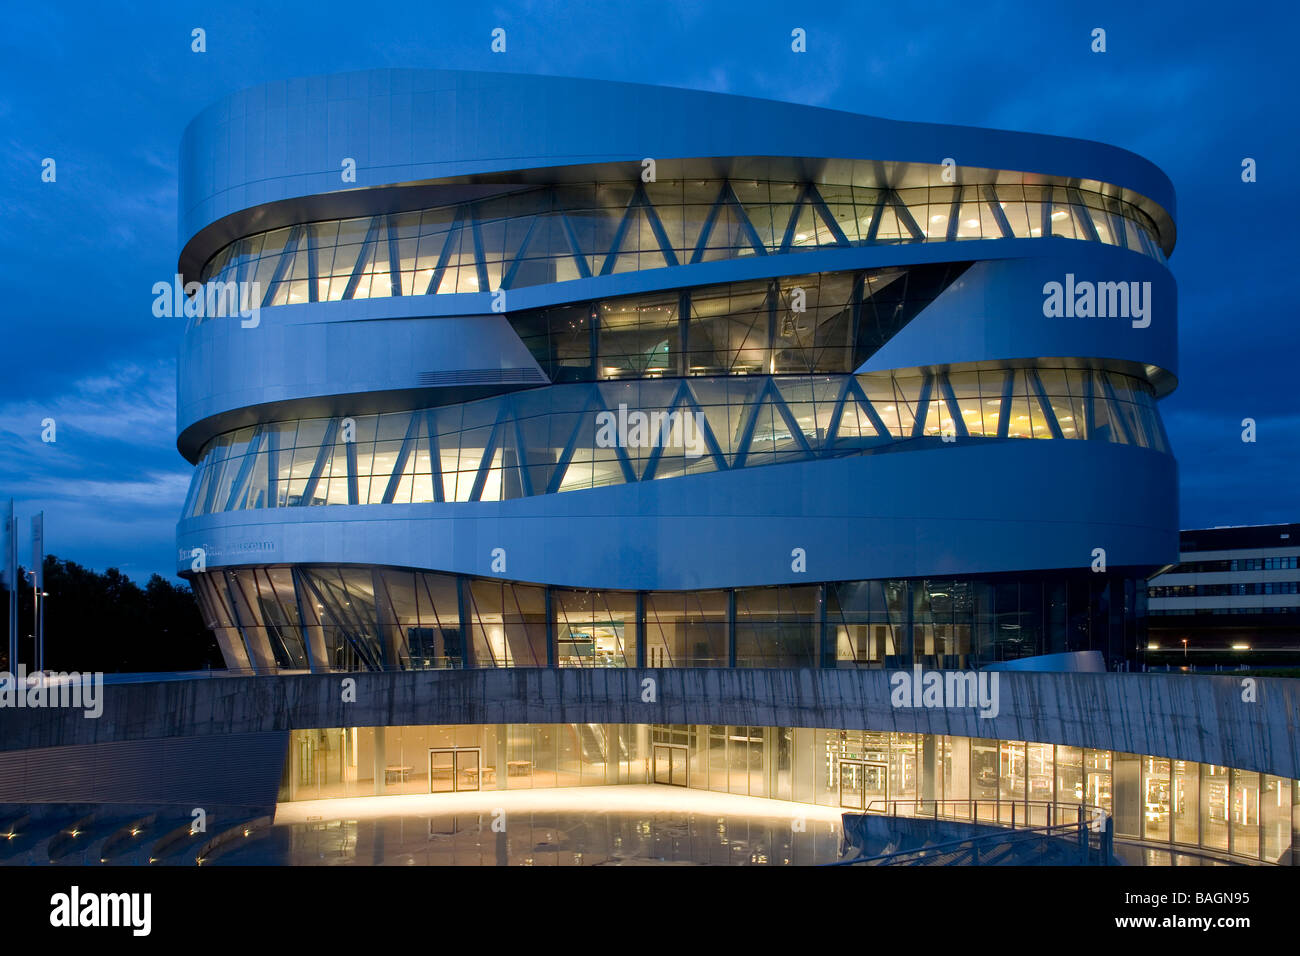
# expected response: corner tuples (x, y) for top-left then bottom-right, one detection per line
(828, 819), (1090, 866)
(832, 798), (1114, 866)
(861, 798), (1108, 829)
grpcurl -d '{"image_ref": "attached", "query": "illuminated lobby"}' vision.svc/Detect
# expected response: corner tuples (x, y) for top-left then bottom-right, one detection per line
(284, 723), (1297, 864)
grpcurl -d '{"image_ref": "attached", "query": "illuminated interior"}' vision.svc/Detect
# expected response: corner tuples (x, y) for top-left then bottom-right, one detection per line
(283, 723), (1296, 863)
(193, 175), (1166, 319)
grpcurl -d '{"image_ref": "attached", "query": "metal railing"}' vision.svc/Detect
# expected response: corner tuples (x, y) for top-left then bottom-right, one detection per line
(863, 797), (1104, 827)
(831, 799), (1113, 866)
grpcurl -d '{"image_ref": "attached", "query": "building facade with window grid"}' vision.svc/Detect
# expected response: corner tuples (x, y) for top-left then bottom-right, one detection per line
(1146, 524), (1300, 662)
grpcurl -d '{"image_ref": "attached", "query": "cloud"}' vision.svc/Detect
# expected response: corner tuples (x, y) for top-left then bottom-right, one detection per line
(0, 358), (188, 581)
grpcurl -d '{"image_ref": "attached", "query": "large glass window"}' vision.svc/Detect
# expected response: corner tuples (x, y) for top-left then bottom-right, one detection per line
(1261, 775), (1291, 863)
(195, 176), (1166, 322)
(1230, 769), (1260, 858)
(1026, 742), (1054, 824)
(465, 579), (547, 667)
(1085, 749), (1113, 816)
(185, 365), (1168, 519)
(1057, 745), (1084, 804)
(644, 590), (728, 667)
(1201, 764), (1231, 851)
(1143, 757), (1172, 842)
(734, 586), (818, 667)
(553, 588), (637, 668)
(276, 724), (1297, 867)
(1113, 751), (1142, 838)
(1171, 759), (1199, 846)
(971, 738), (1000, 821)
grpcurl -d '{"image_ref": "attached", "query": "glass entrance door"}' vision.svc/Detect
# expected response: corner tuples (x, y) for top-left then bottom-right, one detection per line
(839, 760), (888, 811)
(839, 761), (865, 809)
(430, 749), (455, 793)
(653, 745), (688, 786)
(429, 748), (483, 793)
(456, 749), (480, 792)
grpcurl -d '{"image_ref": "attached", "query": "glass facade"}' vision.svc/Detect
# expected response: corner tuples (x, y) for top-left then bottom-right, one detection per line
(195, 176), (1166, 319)
(282, 723), (1297, 864)
(191, 565), (1143, 673)
(510, 265), (966, 380)
(181, 365), (1168, 517)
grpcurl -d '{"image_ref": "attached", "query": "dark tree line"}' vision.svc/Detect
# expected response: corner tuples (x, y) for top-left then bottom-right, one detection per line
(1, 555), (222, 673)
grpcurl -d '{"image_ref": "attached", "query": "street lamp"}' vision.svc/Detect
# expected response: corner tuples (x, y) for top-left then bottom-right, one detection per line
(21, 571), (47, 672)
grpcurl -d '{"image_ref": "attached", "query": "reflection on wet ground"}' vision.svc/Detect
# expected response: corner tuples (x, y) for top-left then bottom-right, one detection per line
(0, 786), (1253, 866)
(218, 786), (845, 865)
(217, 810), (843, 866)
(1112, 843), (1239, 866)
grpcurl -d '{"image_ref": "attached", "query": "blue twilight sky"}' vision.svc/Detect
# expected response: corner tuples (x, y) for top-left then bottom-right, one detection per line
(0, 0), (1296, 582)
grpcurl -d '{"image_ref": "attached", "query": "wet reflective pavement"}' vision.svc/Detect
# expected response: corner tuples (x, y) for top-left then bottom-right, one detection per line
(215, 786), (845, 865)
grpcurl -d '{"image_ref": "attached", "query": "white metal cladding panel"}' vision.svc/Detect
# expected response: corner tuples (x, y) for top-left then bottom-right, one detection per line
(1148, 596), (1300, 610)
(1176, 546), (1300, 561)
(1154, 570), (1300, 584)
(0, 732), (288, 807)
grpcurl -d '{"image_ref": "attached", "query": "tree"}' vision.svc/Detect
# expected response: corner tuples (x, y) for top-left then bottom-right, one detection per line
(0, 555), (222, 673)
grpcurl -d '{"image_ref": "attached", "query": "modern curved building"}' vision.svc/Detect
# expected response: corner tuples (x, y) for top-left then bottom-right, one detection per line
(175, 69), (1178, 676)
(69, 67), (1294, 867)
(3, 70), (1297, 869)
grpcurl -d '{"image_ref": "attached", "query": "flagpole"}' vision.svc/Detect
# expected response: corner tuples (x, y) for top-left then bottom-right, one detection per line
(31, 512), (43, 672)
(4, 499), (15, 671)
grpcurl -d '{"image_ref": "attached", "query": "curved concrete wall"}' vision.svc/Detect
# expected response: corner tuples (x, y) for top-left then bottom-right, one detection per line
(1, 670), (1295, 782)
